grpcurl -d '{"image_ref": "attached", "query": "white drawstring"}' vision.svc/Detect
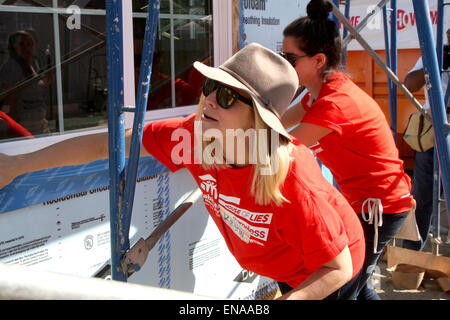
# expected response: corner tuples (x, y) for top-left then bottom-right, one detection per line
(361, 198), (383, 254)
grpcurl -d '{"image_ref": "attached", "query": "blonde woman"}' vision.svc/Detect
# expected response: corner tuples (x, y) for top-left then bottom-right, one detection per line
(0, 43), (364, 300)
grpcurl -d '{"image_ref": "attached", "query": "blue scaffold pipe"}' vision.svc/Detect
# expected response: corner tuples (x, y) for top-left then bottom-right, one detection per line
(437, 0), (449, 108)
(436, 0), (444, 72)
(432, 148), (441, 238)
(413, 0), (450, 214)
(382, 5), (390, 69)
(105, 0), (127, 281)
(331, 0), (340, 25)
(341, 0), (350, 67)
(431, 0), (445, 240)
(121, 0), (161, 253)
(445, 77), (450, 107)
(388, 0), (397, 142)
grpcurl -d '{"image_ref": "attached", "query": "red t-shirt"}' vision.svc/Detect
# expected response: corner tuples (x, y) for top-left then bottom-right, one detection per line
(301, 72), (413, 214)
(142, 114), (365, 288)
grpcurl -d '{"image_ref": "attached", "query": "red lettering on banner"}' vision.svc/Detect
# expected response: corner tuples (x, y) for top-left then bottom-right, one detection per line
(394, 10), (437, 30)
(338, 7), (437, 31)
(349, 16), (360, 28)
(430, 11), (438, 25)
(397, 9), (407, 30)
(409, 12), (416, 26)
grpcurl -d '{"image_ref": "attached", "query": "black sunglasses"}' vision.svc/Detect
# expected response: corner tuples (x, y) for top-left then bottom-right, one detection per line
(202, 78), (253, 109)
(279, 51), (308, 67)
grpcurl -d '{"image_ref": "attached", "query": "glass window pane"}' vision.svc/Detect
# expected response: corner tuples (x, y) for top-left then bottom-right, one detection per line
(173, 0), (211, 15)
(134, 18), (171, 110)
(57, 1), (103, 9)
(0, 12), (56, 141)
(1, 0), (53, 7)
(132, 0), (153, 13)
(134, 4), (213, 110)
(0, 0), (214, 142)
(134, 17), (213, 110)
(1, 1), (103, 10)
(135, 18), (173, 110)
(57, 14), (107, 132)
(77, 0), (105, 10)
(173, 16), (212, 107)
(160, 0), (171, 14)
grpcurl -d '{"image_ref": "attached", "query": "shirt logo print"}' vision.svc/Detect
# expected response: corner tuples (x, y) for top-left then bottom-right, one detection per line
(198, 174), (218, 200)
(198, 173), (271, 246)
(309, 141), (323, 155)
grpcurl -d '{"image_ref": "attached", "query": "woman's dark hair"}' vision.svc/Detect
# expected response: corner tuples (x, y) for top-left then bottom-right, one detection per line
(283, 0), (342, 72)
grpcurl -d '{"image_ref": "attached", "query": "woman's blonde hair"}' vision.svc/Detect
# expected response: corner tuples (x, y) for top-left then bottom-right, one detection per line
(195, 96), (293, 206)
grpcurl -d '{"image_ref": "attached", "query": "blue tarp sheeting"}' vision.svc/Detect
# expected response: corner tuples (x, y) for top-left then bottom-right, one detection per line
(0, 156), (170, 214)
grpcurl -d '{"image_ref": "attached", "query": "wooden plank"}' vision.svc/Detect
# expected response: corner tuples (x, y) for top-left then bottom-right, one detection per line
(437, 278), (450, 292)
(232, 0), (240, 54)
(387, 245), (450, 276)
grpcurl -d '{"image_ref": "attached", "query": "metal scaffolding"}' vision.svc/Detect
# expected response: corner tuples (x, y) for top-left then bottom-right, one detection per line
(105, 0), (160, 281)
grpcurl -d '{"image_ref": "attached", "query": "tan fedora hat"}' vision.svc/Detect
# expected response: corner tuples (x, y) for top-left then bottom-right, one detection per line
(193, 42), (298, 140)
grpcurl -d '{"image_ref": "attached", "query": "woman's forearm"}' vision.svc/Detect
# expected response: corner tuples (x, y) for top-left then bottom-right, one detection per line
(278, 265), (352, 300)
(0, 128), (150, 190)
(277, 246), (353, 300)
(281, 101), (306, 130)
(16, 132), (109, 176)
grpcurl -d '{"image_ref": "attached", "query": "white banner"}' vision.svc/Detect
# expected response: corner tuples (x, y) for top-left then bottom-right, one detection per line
(240, 0), (449, 52)
(240, 0), (307, 52)
(344, 0), (449, 50)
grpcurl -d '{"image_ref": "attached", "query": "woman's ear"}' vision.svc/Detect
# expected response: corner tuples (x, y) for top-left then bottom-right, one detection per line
(314, 53), (327, 70)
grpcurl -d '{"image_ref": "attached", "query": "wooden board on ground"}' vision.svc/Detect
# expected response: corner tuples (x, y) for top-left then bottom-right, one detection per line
(387, 245), (450, 276)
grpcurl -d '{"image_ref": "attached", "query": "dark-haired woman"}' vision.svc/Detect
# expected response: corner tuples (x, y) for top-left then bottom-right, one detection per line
(280, 0), (414, 300)
(0, 30), (53, 136)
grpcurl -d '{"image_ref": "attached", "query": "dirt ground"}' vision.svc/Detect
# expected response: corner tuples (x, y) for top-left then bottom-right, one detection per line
(375, 203), (450, 300)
